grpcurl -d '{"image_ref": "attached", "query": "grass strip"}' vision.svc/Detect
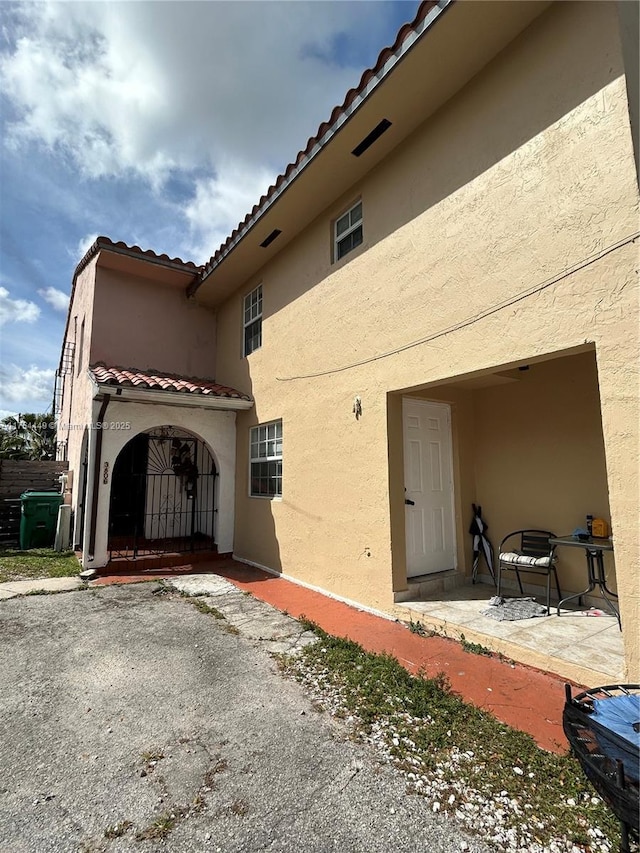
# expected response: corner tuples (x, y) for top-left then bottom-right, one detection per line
(0, 547), (79, 584)
(280, 620), (620, 853)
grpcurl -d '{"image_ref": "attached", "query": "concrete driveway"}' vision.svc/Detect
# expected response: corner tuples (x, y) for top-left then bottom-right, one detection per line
(0, 582), (491, 852)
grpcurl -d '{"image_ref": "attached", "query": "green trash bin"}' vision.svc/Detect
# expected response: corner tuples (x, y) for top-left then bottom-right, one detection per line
(20, 491), (63, 550)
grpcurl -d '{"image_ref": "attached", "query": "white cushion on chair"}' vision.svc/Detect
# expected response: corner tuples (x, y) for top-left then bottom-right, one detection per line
(499, 551), (552, 568)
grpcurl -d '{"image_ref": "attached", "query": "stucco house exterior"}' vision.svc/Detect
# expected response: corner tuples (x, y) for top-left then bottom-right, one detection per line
(56, 1), (639, 683)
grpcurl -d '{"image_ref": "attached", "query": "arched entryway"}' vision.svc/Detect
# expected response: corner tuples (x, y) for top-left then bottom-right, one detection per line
(108, 425), (217, 558)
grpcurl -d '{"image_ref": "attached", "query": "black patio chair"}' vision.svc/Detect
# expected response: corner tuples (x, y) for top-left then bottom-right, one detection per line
(496, 529), (560, 615)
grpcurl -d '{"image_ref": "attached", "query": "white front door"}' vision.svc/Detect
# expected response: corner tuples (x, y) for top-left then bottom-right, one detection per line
(403, 399), (456, 578)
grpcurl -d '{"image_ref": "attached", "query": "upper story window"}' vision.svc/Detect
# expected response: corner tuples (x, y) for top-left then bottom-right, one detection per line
(243, 284), (262, 357)
(334, 201), (363, 262)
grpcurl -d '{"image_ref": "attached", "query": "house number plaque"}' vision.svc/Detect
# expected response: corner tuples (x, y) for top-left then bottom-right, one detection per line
(103, 462), (109, 485)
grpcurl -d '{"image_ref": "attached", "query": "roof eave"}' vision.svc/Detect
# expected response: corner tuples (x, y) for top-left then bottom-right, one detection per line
(93, 383), (254, 411)
(188, 0), (451, 298)
(191, 0), (553, 308)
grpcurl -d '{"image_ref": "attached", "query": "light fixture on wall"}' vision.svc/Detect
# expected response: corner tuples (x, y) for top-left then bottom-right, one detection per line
(353, 396), (362, 420)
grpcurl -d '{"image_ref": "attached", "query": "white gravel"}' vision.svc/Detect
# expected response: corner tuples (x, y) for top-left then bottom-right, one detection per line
(284, 650), (634, 853)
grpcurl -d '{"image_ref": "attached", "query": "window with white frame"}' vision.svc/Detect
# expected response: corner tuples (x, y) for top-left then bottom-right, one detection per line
(249, 419), (282, 498)
(243, 284), (262, 356)
(334, 201), (363, 262)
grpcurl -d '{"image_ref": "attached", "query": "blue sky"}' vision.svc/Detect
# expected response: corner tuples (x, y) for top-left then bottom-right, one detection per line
(0, 0), (419, 419)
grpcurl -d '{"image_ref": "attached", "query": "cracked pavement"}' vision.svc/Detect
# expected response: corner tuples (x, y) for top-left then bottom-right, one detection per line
(0, 579), (492, 852)
(165, 574), (319, 655)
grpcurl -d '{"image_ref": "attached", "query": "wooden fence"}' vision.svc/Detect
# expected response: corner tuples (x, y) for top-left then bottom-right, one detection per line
(0, 500), (21, 546)
(0, 460), (69, 545)
(0, 459), (68, 500)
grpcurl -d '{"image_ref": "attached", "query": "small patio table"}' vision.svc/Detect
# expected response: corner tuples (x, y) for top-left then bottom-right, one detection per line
(549, 536), (620, 629)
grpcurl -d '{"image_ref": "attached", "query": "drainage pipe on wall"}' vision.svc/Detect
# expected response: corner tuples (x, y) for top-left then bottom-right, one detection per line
(83, 394), (110, 564)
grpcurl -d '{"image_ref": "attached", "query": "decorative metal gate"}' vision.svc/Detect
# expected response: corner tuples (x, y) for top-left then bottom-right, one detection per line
(108, 427), (217, 559)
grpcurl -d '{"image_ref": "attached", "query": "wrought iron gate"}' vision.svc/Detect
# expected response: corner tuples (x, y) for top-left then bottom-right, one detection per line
(108, 428), (217, 559)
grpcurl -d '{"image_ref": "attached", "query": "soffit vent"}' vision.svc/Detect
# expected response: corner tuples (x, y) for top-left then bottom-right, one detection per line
(260, 229), (282, 248)
(351, 118), (392, 157)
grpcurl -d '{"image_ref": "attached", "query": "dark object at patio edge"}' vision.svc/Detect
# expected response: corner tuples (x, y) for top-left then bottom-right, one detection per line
(563, 683), (640, 853)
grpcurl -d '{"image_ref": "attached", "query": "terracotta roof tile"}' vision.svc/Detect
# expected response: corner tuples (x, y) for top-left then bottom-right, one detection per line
(74, 236), (201, 281)
(90, 363), (252, 401)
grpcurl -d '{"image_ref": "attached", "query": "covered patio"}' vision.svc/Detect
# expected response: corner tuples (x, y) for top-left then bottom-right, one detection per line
(389, 345), (626, 684)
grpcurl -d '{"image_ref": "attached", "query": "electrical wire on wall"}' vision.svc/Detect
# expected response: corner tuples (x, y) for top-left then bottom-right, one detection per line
(275, 230), (639, 383)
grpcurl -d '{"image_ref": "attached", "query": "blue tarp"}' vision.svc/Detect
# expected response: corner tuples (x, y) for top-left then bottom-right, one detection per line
(590, 694), (640, 782)
(592, 695), (640, 747)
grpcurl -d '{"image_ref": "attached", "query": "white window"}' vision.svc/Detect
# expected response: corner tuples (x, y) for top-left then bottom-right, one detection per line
(249, 420), (282, 498)
(243, 284), (262, 356)
(334, 201), (363, 262)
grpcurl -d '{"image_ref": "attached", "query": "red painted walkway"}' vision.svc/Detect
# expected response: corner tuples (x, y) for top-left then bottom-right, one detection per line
(95, 559), (582, 754)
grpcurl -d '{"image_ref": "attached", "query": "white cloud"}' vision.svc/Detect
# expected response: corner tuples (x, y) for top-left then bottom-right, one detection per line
(38, 287), (69, 313)
(0, 364), (55, 408)
(0, 1), (403, 257)
(183, 159), (277, 263)
(1, 3), (388, 178)
(75, 233), (99, 260)
(0, 287), (40, 326)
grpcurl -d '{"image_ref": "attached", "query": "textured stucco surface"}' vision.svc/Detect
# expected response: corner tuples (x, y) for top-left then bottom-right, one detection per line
(212, 3), (639, 678)
(91, 266), (216, 379)
(467, 351), (612, 595)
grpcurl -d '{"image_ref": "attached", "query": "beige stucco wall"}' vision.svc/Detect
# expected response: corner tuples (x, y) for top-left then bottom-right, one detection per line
(617, 0), (640, 186)
(91, 267), (217, 379)
(212, 2), (639, 676)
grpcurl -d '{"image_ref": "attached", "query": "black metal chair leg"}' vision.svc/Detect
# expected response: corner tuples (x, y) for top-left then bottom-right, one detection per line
(515, 569), (524, 595)
(553, 568), (561, 605)
(545, 573), (551, 616)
